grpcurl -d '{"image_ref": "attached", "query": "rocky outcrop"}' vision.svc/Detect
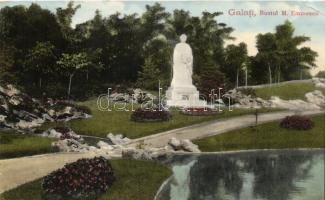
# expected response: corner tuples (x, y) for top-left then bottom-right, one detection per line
(167, 137), (201, 153)
(305, 90), (325, 108)
(312, 78), (325, 88)
(224, 89), (271, 108)
(106, 133), (131, 145)
(0, 84), (91, 131)
(224, 88), (324, 110)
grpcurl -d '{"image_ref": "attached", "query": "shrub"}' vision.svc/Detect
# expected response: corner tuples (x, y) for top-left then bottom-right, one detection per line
(280, 115), (313, 130)
(131, 108), (171, 122)
(195, 70), (226, 102)
(42, 157), (115, 199)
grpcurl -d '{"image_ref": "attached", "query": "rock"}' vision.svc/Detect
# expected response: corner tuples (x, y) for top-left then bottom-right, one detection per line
(122, 147), (166, 160)
(15, 118), (44, 129)
(0, 115), (6, 123)
(46, 128), (62, 138)
(167, 137), (201, 153)
(97, 141), (114, 150)
(168, 137), (182, 150)
(52, 138), (90, 153)
(180, 139), (201, 153)
(305, 90), (325, 108)
(106, 133), (131, 145)
(0, 84), (20, 97)
(42, 113), (54, 122)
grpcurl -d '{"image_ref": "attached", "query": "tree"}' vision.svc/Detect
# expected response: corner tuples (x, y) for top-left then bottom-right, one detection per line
(56, 1), (81, 41)
(57, 53), (90, 98)
(252, 20), (318, 84)
(24, 41), (56, 89)
(224, 43), (248, 87)
(315, 71), (325, 78)
(255, 33), (277, 85)
(137, 57), (161, 90)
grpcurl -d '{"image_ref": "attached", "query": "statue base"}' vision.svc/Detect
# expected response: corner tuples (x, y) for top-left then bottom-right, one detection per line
(165, 85), (207, 107)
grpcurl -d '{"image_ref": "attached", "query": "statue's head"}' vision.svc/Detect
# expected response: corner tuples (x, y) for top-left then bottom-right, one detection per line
(180, 34), (187, 43)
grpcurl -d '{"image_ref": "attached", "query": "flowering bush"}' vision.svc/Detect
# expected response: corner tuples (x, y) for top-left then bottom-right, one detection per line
(280, 115), (313, 130)
(131, 108), (171, 122)
(42, 157), (115, 199)
(181, 107), (218, 116)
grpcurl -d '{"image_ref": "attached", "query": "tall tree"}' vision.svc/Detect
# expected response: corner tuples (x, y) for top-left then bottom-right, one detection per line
(57, 53), (90, 99)
(137, 57), (161, 90)
(224, 43), (248, 87)
(24, 41), (56, 89)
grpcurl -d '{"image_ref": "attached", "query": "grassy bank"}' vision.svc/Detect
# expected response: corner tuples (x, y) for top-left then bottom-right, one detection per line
(253, 82), (325, 100)
(194, 115), (325, 152)
(41, 99), (279, 139)
(0, 159), (171, 200)
(0, 131), (56, 159)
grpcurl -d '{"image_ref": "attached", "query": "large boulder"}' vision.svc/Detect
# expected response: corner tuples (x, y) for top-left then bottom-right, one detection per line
(305, 90), (325, 108)
(106, 133), (131, 145)
(167, 137), (201, 153)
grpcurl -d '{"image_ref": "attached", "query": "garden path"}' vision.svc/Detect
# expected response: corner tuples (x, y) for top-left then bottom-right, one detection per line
(0, 109), (323, 193)
(128, 110), (324, 148)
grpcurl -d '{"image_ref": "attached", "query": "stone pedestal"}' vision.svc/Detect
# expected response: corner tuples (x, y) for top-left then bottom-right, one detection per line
(166, 86), (207, 107)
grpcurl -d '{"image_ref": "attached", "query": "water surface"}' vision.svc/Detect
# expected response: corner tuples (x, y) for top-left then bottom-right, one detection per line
(156, 150), (324, 200)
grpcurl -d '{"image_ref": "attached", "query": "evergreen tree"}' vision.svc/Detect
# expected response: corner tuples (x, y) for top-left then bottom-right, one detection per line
(137, 57), (161, 90)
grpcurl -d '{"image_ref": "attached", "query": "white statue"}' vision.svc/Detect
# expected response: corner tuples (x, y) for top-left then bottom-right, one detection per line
(166, 34), (207, 107)
(171, 34), (193, 87)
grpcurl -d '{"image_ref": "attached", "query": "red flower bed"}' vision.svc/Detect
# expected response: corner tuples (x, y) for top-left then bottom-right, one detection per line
(181, 107), (219, 116)
(42, 157), (115, 199)
(280, 115), (313, 130)
(131, 108), (171, 122)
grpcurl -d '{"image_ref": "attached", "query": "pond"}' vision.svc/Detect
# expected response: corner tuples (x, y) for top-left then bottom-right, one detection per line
(156, 149), (324, 200)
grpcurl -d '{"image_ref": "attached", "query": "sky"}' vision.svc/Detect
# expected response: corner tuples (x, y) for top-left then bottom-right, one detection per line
(1, 0), (324, 75)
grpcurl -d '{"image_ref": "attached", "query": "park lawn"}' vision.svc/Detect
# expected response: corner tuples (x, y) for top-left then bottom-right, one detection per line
(40, 99), (280, 139)
(0, 159), (171, 200)
(254, 82), (325, 100)
(0, 131), (56, 159)
(194, 114), (325, 152)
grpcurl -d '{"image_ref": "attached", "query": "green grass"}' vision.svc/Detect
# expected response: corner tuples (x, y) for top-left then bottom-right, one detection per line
(254, 82), (325, 100)
(0, 131), (56, 159)
(194, 115), (325, 152)
(0, 159), (171, 200)
(40, 99), (280, 139)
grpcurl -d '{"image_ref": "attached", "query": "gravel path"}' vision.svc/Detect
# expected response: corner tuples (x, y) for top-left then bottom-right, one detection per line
(128, 110), (324, 148)
(0, 109), (323, 193)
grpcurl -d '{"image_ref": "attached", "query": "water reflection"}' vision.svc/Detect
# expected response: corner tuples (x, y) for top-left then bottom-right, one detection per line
(156, 150), (324, 200)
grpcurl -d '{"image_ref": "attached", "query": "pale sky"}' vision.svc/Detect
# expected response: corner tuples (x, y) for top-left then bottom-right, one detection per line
(1, 0), (324, 75)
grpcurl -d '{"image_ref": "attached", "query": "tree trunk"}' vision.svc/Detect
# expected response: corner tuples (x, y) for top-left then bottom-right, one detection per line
(245, 68), (248, 88)
(86, 71), (89, 81)
(68, 74), (73, 99)
(300, 67), (303, 80)
(39, 77), (42, 89)
(278, 67), (281, 83)
(236, 68), (239, 88)
(268, 63), (272, 85)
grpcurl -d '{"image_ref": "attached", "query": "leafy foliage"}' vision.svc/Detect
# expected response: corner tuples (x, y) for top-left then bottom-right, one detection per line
(131, 108), (171, 122)
(280, 115), (313, 130)
(42, 157), (115, 199)
(0, 3), (319, 99)
(315, 71), (325, 78)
